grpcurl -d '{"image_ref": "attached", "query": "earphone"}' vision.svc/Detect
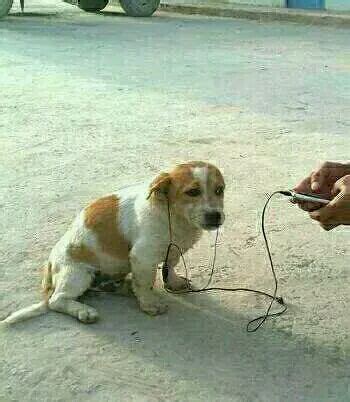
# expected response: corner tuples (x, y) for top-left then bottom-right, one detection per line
(280, 190), (330, 205)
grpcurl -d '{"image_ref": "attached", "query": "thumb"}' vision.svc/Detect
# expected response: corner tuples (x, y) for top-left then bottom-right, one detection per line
(309, 191), (343, 223)
(331, 176), (346, 196)
(311, 181), (321, 192)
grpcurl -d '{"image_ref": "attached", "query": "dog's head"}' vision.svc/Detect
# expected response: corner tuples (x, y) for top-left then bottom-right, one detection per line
(148, 161), (225, 231)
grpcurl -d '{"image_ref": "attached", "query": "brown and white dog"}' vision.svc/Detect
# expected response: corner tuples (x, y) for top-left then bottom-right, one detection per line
(1, 161), (225, 325)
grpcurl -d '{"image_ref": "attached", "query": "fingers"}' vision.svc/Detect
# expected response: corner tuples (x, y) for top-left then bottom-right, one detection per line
(293, 177), (321, 212)
(309, 190), (345, 227)
(292, 176), (324, 211)
(293, 166), (350, 229)
(310, 164), (330, 192)
(310, 170), (322, 192)
(293, 176), (312, 194)
(308, 204), (339, 230)
(297, 201), (323, 212)
(332, 175), (350, 194)
(296, 161), (349, 196)
(309, 208), (331, 225)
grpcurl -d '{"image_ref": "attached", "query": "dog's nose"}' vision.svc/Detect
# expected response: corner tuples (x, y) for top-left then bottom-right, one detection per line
(204, 211), (222, 227)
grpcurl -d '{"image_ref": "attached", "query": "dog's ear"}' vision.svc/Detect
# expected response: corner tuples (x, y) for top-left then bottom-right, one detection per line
(147, 172), (171, 200)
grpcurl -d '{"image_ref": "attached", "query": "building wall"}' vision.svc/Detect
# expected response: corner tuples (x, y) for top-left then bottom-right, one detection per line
(225, 0), (284, 7)
(327, 0), (350, 10)
(161, 0), (350, 11)
(217, 0), (350, 9)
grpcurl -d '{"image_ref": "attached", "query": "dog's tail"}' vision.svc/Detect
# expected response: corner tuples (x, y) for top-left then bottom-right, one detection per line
(0, 301), (48, 326)
(1, 262), (53, 327)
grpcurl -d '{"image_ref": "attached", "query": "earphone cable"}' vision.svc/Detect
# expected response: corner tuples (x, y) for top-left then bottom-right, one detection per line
(163, 192), (288, 332)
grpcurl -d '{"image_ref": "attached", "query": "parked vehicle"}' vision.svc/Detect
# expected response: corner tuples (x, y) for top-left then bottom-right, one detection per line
(0, 0), (13, 17)
(0, 0), (160, 18)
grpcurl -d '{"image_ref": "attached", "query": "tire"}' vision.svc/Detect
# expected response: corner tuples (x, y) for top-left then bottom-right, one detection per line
(119, 0), (160, 17)
(0, 0), (13, 18)
(78, 0), (108, 12)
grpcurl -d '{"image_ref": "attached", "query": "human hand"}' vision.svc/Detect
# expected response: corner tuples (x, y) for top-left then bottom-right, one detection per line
(309, 175), (350, 230)
(293, 161), (350, 212)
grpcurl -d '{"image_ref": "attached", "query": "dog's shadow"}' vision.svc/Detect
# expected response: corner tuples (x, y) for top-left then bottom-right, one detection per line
(69, 287), (348, 400)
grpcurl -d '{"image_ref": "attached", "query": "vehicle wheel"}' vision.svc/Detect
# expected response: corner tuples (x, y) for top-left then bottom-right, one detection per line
(0, 0), (13, 18)
(119, 0), (160, 17)
(78, 0), (108, 12)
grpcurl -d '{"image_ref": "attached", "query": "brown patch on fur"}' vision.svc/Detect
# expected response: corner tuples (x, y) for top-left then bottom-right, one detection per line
(148, 173), (171, 199)
(206, 164), (225, 191)
(182, 161), (225, 186)
(148, 161), (225, 203)
(84, 195), (130, 260)
(68, 243), (99, 268)
(41, 262), (53, 301)
(174, 162), (225, 197)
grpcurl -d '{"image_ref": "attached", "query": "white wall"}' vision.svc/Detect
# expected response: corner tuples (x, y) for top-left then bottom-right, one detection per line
(225, 0), (284, 6)
(226, 0), (350, 10)
(327, 0), (350, 10)
(162, 0), (350, 11)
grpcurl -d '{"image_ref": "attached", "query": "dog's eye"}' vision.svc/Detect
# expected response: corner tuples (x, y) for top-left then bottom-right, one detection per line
(185, 188), (201, 197)
(215, 186), (224, 196)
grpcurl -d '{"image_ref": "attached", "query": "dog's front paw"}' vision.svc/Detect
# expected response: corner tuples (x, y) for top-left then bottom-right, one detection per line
(139, 298), (168, 316)
(166, 275), (191, 292)
(77, 306), (99, 324)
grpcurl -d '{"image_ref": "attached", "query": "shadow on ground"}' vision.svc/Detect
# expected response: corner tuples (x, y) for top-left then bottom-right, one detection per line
(4, 286), (346, 401)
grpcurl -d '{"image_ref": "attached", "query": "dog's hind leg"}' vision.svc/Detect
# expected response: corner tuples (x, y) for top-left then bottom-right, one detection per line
(48, 265), (98, 324)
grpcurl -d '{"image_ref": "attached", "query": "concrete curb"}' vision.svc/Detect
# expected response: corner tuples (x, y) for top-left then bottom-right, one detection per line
(159, 2), (350, 27)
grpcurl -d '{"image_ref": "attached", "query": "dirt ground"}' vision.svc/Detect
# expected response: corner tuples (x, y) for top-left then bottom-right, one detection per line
(0, 1), (349, 401)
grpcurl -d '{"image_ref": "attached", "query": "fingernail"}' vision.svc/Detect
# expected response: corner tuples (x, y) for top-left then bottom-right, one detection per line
(311, 182), (319, 191)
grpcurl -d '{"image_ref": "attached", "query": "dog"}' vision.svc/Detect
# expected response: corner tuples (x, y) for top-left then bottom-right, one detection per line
(1, 161), (225, 325)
